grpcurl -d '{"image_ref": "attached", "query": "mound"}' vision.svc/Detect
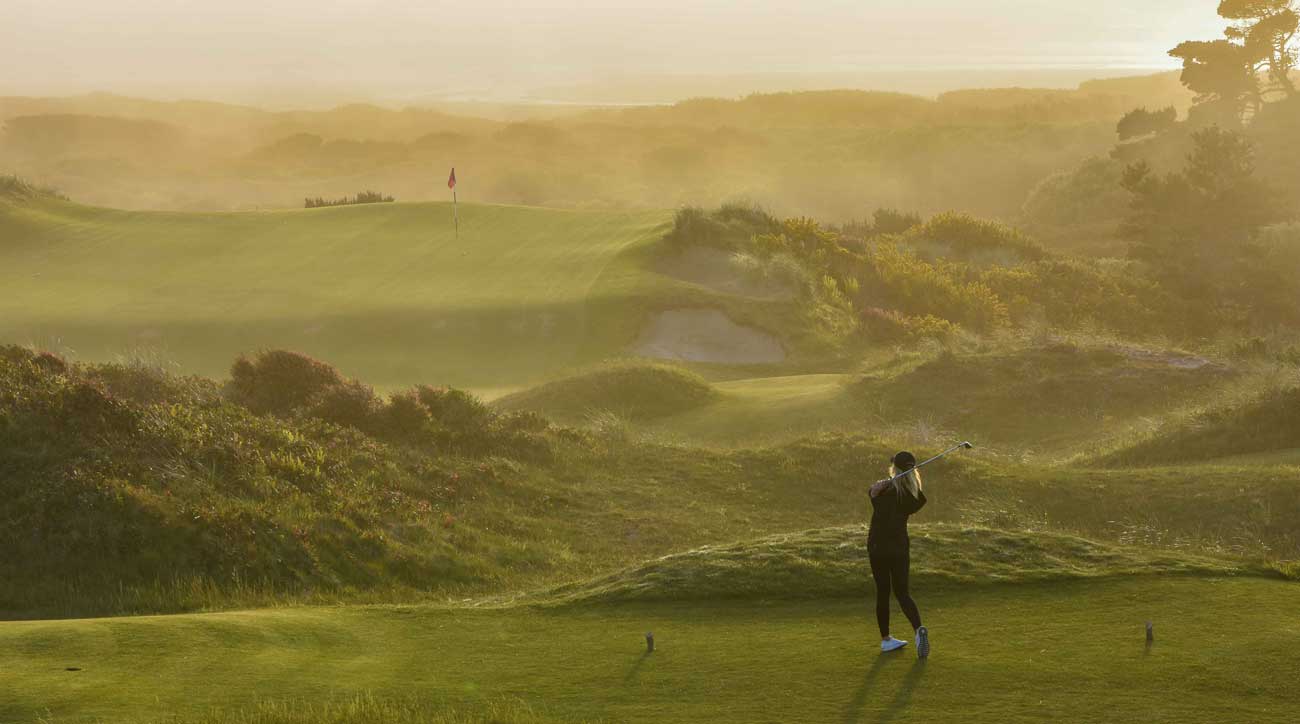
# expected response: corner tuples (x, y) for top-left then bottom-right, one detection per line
(0, 346), (528, 618)
(494, 363), (719, 422)
(1100, 385), (1300, 467)
(854, 343), (1233, 450)
(535, 524), (1256, 605)
(633, 309), (786, 364)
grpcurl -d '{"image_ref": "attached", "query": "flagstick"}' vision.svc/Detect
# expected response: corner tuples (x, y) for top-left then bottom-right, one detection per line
(453, 188), (459, 240)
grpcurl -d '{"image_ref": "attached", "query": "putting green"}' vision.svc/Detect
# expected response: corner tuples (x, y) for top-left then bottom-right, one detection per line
(0, 196), (669, 390)
(2, 577), (1295, 723)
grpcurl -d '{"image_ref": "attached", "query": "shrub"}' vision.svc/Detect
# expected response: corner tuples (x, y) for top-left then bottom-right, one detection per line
(859, 308), (960, 344)
(310, 380), (383, 432)
(85, 363), (218, 406)
(227, 350), (349, 417)
(1117, 106), (1177, 142)
(861, 242), (1010, 332)
(870, 208), (923, 235)
(415, 386), (493, 430)
(663, 204), (779, 251)
(903, 212), (1047, 263)
(1021, 157), (1130, 231)
(374, 390), (435, 444)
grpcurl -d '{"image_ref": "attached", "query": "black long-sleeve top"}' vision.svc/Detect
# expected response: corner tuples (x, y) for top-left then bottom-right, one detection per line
(868, 484), (927, 553)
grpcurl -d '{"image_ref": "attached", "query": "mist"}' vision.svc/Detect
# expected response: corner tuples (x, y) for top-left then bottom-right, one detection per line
(5, 0), (1223, 105)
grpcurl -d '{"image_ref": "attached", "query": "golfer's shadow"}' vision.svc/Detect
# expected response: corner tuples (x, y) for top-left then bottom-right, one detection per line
(623, 651), (652, 684)
(841, 657), (925, 724)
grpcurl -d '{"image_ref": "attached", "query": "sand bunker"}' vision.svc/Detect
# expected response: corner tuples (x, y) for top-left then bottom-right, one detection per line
(633, 309), (785, 364)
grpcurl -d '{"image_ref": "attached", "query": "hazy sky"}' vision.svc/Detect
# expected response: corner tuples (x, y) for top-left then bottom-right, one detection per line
(3, 1), (1225, 102)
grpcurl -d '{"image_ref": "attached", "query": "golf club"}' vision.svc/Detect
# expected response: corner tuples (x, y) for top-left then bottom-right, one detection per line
(884, 441), (973, 483)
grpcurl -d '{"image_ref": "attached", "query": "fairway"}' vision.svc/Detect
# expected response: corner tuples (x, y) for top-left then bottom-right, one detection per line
(642, 374), (863, 445)
(3, 577), (1296, 723)
(0, 196), (670, 390)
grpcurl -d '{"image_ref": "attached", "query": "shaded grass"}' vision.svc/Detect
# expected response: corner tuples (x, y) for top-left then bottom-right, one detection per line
(1098, 384), (1300, 467)
(494, 362), (719, 422)
(853, 342), (1235, 454)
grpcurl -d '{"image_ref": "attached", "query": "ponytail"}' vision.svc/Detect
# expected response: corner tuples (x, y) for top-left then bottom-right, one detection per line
(889, 465), (923, 501)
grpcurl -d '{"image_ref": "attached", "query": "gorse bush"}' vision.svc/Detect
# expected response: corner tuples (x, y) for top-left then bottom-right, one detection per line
(226, 351), (550, 460)
(858, 241), (1010, 332)
(859, 308), (959, 344)
(672, 206), (1239, 341)
(664, 204), (779, 251)
(901, 212), (1047, 264)
(870, 208), (924, 236)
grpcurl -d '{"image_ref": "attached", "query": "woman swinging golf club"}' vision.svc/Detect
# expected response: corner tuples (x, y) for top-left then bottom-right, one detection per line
(869, 450), (930, 658)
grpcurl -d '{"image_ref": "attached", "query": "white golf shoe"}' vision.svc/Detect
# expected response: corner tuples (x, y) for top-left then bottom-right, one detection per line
(880, 636), (908, 653)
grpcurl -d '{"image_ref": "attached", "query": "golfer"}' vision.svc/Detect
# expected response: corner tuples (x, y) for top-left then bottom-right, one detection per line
(869, 451), (929, 658)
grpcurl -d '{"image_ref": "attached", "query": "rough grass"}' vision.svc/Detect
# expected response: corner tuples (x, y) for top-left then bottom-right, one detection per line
(493, 362), (720, 422)
(1098, 384), (1300, 467)
(622, 339), (1247, 452)
(5, 343), (1298, 622)
(530, 524), (1261, 606)
(853, 341), (1236, 454)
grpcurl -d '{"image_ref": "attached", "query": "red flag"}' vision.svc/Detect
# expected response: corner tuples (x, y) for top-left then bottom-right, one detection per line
(447, 167), (457, 190)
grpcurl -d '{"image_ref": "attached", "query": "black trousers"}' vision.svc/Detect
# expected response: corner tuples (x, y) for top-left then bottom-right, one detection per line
(869, 545), (923, 638)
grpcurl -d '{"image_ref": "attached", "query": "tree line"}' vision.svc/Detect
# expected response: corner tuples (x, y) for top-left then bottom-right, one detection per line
(304, 190), (394, 208)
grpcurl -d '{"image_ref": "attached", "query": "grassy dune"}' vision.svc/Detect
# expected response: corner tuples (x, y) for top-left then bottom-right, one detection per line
(515, 342), (1250, 454)
(4, 577), (1297, 724)
(531, 525), (1264, 606)
(494, 363), (720, 422)
(0, 193), (669, 390)
(1099, 384), (1300, 467)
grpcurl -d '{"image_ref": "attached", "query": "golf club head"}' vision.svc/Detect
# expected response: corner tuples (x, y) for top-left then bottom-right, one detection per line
(959, 441), (974, 449)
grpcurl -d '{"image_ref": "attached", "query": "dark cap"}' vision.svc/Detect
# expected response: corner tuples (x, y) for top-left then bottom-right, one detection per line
(892, 451), (916, 470)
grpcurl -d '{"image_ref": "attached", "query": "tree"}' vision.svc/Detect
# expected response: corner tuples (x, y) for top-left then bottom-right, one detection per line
(1169, 39), (1260, 125)
(1121, 128), (1285, 310)
(1219, 0), (1299, 100)
(1117, 107), (1178, 141)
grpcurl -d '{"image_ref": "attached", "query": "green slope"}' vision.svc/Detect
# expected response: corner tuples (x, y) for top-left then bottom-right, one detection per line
(3, 577), (1296, 723)
(0, 194), (669, 390)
